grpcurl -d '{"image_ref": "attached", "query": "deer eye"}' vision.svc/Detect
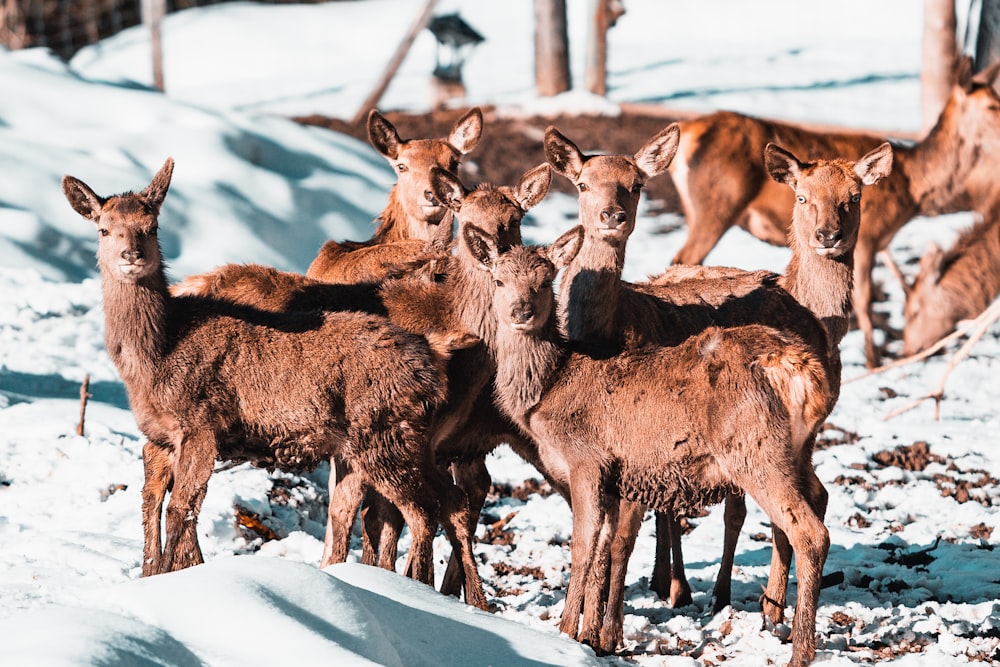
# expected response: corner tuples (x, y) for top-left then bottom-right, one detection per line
(99, 228), (109, 237)
(494, 279), (504, 288)
(396, 163), (408, 173)
(796, 195), (806, 204)
(850, 194), (861, 204)
(577, 183), (588, 192)
(631, 183), (643, 194)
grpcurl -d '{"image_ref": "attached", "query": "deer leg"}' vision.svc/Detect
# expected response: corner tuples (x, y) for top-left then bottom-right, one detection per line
(712, 492), (748, 613)
(361, 490), (403, 570)
(141, 441), (172, 576)
(750, 480), (829, 667)
(441, 459), (490, 598)
(580, 499), (617, 647)
(160, 432), (216, 573)
(559, 469), (606, 643)
(853, 241), (882, 368)
(598, 499), (645, 653)
(320, 458), (366, 568)
(427, 465), (489, 611)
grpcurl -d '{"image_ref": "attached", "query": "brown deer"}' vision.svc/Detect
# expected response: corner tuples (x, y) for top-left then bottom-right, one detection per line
(667, 56), (1000, 367)
(61, 158), (488, 611)
(165, 164), (563, 600)
(468, 224), (832, 666)
(898, 205), (1000, 356)
(545, 125), (836, 626)
(306, 108), (483, 283)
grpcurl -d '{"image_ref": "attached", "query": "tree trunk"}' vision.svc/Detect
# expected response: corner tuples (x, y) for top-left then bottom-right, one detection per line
(585, 0), (609, 96)
(142, 0), (167, 91)
(976, 0), (1000, 70)
(535, 0), (571, 96)
(921, 0), (957, 134)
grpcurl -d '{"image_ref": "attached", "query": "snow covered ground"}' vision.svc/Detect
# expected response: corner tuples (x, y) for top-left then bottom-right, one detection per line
(1, 1), (999, 665)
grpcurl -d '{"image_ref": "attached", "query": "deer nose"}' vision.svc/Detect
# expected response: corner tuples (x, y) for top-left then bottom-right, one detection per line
(121, 248), (144, 263)
(599, 208), (627, 226)
(815, 227), (842, 247)
(512, 302), (535, 324)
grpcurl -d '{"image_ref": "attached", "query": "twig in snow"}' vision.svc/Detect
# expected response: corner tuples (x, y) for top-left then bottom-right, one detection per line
(76, 374), (90, 436)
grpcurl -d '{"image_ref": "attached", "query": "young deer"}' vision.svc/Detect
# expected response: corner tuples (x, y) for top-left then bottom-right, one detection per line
(545, 125), (835, 623)
(62, 159), (488, 610)
(469, 224), (832, 667)
(306, 107), (483, 283)
(899, 205), (1000, 355)
(166, 164), (562, 601)
(667, 56), (1000, 367)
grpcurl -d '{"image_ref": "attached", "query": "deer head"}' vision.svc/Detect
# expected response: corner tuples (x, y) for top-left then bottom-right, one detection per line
(466, 223), (583, 335)
(368, 107), (483, 240)
(544, 123), (679, 246)
(63, 159), (174, 283)
(766, 142), (893, 258)
(432, 163), (552, 261)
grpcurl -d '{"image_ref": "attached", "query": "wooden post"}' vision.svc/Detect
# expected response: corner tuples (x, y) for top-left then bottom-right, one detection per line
(534, 0), (571, 96)
(351, 0), (438, 125)
(76, 374), (90, 437)
(585, 0), (609, 96)
(142, 0), (166, 91)
(975, 0), (1000, 70)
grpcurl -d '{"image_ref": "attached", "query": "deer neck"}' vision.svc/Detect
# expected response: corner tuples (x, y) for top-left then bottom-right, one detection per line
(101, 270), (169, 385)
(450, 256), (501, 349)
(906, 116), (980, 215)
(557, 235), (626, 343)
(373, 188), (411, 243)
(492, 317), (564, 432)
(781, 242), (853, 350)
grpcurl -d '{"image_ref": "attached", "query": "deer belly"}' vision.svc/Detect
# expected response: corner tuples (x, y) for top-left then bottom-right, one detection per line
(616, 454), (732, 515)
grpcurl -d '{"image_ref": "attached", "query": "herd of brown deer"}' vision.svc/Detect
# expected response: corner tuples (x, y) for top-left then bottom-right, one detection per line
(61, 56), (1000, 667)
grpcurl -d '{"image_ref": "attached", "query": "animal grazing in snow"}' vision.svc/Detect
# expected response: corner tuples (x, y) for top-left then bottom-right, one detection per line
(665, 55), (1000, 368)
(306, 107), (483, 284)
(468, 222), (832, 667)
(895, 204), (1000, 356)
(62, 158), (488, 611)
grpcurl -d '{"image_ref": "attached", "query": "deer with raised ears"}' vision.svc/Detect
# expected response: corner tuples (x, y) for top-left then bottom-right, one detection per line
(546, 125), (836, 623)
(61, 159), (488, 611)
(306, 107), (483, 283)
(467, 223), (832, 666)
(667, 56), (1000, 368)
(765, 140), (894, 357)
(897, 208), (1000, 356)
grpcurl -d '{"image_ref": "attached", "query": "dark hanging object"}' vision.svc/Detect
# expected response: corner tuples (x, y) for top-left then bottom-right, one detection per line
(427, 13), (485, 82)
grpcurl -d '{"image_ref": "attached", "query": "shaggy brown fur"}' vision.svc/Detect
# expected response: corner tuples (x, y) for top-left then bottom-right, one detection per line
(546, 124), (835, 627)
(666, 57), (1000, 368)
(469, 226), (831, 666)
(62, 159), (487, 610)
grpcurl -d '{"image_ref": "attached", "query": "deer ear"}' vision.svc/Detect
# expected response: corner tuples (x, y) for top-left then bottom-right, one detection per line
(544, 126), (585, 181)
(634, 123), (680, 177)
(62, 175), (106, 222)
(918, 242), (945, 286)
(448, 107), (483, 155)
(368, 109), (403, 160)
(855, 142), (893, 186)
(430, 167), (465, 212)
(462, 223), (498, 270)
(513, 163), (551, 211)
(548, 225), (584, 270)
(764, 143), (802, 188)
(141, 158), (174, 212)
